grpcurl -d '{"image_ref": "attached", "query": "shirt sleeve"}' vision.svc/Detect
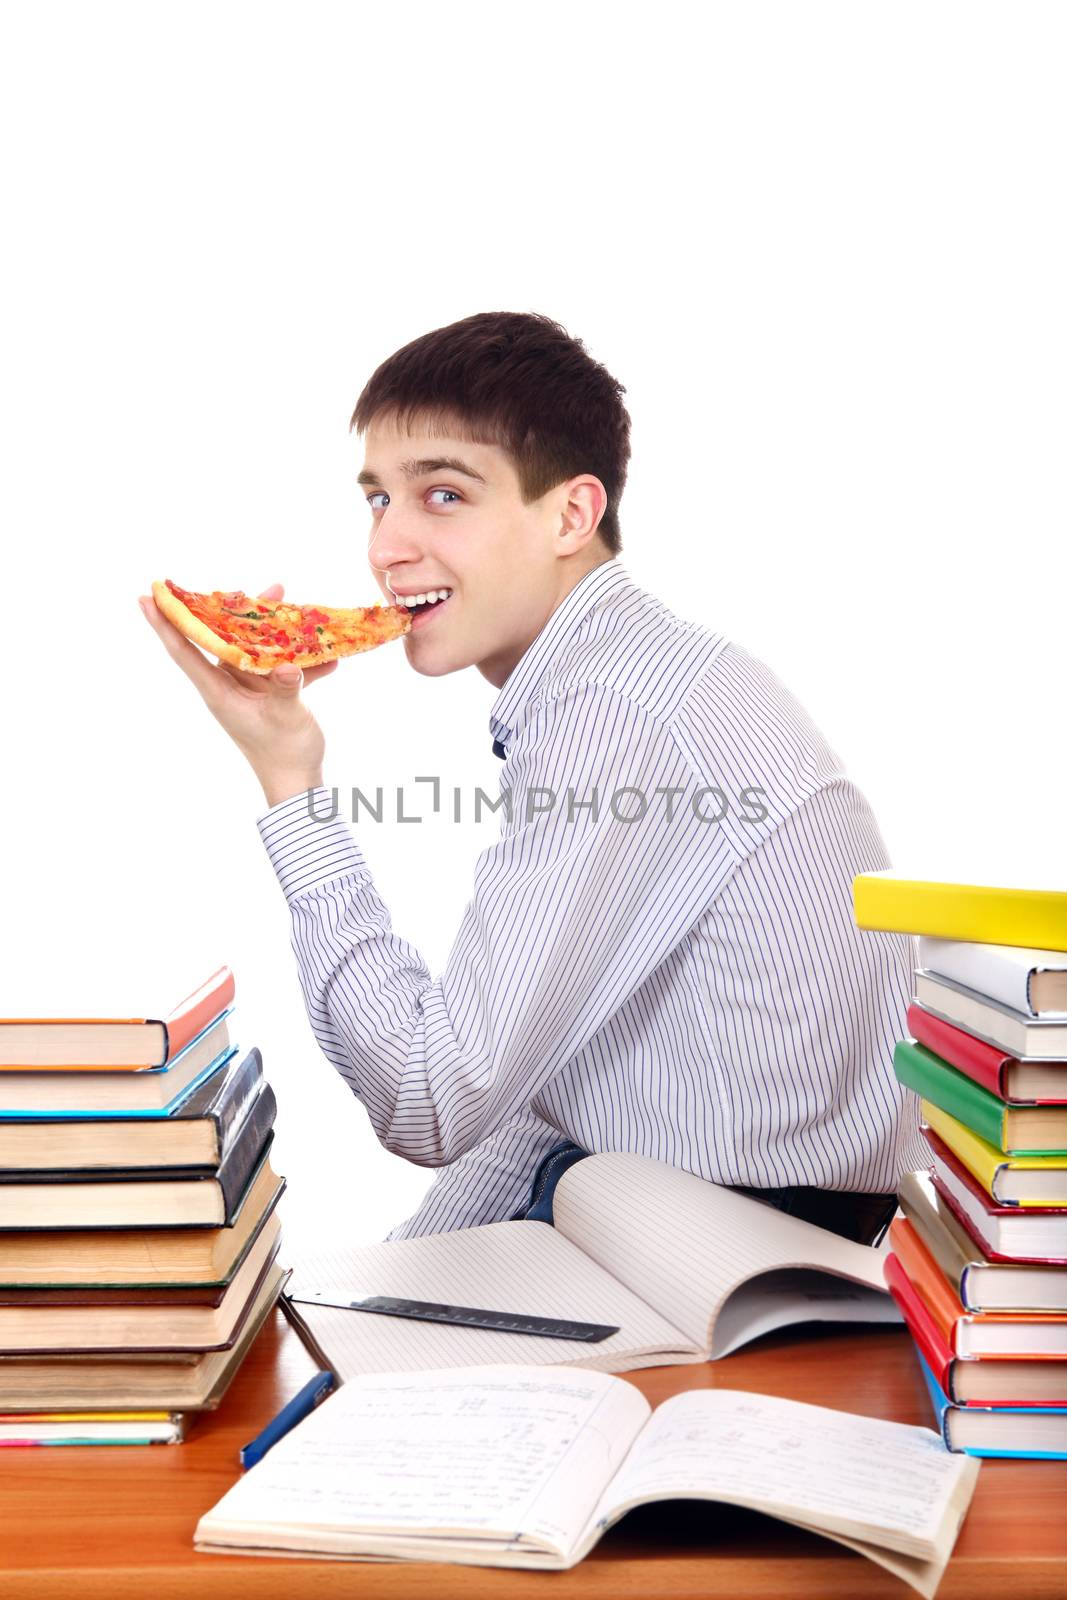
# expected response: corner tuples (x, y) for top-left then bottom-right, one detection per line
(256, 681), (742, 1166)
(384, 1104), (567, 1239)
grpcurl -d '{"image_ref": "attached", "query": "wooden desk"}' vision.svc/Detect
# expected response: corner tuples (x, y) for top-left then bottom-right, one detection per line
(3, 1310), (1066, 1598)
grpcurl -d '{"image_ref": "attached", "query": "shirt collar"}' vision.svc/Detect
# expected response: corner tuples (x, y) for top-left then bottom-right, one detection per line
(489, 558), (636, 746)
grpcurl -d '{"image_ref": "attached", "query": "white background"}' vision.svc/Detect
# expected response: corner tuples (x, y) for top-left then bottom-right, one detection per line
(1, 2), (1064, 1245)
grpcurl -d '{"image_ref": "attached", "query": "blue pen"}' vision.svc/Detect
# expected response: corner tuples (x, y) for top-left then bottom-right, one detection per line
(239, 1369), (336, 1468)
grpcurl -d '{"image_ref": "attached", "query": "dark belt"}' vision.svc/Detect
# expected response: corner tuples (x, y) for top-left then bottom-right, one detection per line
(517, 1142), (897, 1246)
(729, 1183), (898, 1247)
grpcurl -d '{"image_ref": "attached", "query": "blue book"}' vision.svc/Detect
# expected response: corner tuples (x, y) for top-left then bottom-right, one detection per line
(918, 1347), (1067, 1459)
(0, 1010), (236, 1118)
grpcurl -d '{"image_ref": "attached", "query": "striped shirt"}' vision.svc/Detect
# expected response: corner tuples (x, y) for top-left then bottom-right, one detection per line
(257, 557), (925, 1238)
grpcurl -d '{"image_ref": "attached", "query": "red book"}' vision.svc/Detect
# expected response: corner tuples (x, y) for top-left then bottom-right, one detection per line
(908, 1002), (1067, 1104)
(0, 968), (235, 1071)
(884, 1252), (1067, 1406)
(926, 1128), (1067, 1264)
(889, 1217), (1067, 1357)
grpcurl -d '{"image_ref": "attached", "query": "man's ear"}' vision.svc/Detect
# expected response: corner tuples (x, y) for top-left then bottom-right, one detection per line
(558, 475), (608, 550)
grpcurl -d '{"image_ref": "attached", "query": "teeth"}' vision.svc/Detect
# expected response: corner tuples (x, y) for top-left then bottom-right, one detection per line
(399, 588), (452, 607)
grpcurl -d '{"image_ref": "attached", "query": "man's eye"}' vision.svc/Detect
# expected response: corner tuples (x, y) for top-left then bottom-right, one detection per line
(367, 492), (388, 511)
(429, 489), (461, 505)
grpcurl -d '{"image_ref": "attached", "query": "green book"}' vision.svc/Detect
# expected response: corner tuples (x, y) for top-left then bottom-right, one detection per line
(894, 1039), (1067, 1156)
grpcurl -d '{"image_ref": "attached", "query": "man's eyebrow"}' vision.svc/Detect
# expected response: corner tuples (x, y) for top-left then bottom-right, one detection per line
(356, 457), (487, 488)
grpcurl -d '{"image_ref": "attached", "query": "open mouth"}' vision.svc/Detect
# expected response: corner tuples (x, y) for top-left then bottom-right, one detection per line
(408, 593), (452, 624)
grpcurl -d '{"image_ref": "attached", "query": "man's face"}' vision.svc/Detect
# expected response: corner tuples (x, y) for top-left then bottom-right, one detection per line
(361, 415), (605, 687)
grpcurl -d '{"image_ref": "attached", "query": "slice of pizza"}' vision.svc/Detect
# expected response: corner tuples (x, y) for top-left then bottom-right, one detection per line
(151, 579), (412, 674)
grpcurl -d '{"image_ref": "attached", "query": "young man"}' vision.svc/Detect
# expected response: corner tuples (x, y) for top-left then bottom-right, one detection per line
(140, 310), (924, 1245)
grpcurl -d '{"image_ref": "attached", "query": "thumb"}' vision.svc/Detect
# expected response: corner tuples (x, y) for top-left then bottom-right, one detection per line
(271, 665), (304, 694)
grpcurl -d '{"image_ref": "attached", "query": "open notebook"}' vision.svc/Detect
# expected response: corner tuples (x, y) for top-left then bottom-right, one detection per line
(195, 1364), (979, 1597)
(283, 1151), (901, 1378)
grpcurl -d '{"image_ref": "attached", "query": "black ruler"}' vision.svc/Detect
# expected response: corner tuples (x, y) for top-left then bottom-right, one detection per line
(289, 1293), (620, 1343)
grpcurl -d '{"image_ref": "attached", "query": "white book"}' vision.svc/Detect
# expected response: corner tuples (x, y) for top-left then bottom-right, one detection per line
(919, 938), (1067, 1018)
(281, 1151), (901, 1380)
(194, 1363), (980, 1598)
(913, 970), (1067, 1059)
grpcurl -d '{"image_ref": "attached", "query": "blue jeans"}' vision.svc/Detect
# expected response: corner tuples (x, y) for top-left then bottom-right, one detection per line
(514, 1140), (897, 1246)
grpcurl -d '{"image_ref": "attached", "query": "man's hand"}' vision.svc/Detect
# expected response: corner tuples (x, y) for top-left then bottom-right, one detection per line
(138, 583), (339, 809)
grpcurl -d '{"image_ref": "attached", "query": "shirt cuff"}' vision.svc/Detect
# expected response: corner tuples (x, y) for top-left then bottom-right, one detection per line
(256, 785), (370, 901)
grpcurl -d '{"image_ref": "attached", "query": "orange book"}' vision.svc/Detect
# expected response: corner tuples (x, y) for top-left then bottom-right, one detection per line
(0, 967), (235, 1070)
(890, 1217), (1067, 1359)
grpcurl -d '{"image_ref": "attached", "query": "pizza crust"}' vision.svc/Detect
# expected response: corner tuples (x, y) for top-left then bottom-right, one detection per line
(150, 581), (263, 672)
(150, 580), (411, 674)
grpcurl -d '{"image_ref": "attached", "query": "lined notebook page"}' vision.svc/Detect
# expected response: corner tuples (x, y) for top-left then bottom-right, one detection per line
(552, 1152), (890, 1352)
(586, 1388), (979, 1600)
(284, 1220), (699, 1381)
(195, 1366), (650, 1565)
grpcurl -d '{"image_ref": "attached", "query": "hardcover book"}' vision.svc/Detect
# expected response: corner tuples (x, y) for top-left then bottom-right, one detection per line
(913, 971), (1067, 1060)
(926, 1129), (1067, 1262)
(0, 1260), (288, 1411)
(852, 873), (1067, 952)
(884, 1253), (1067, 1405)
(917, 1348), (1067, 1459)
(921, 1102), (1067, 1206)
(0, 967), (235, 1069)
(0, 1015), (235, 1116)
(907, 1003), (1067, 1103)
(889, 1217), (1067, 1357)
(0, 1047), (270, 1171)
(918, 938), (1067, 1018)
(898, 1168), (1067, 1309)
(0, 1113), (277, 1230)
(895, 1039), (1067, 1153)
(0, 1211), (282, 1352)
(0, 1142), (284, 1283)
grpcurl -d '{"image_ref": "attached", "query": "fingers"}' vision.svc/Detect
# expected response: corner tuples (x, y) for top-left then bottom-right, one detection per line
(138, 591), (337, 692)
(258, 583), (285, 602)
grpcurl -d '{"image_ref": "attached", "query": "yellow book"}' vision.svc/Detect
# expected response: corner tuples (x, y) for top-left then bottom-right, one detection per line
(853, 872), (1067, 952)
(922, 1100), (1067, 1207)
(0, 1411), (171, 1422)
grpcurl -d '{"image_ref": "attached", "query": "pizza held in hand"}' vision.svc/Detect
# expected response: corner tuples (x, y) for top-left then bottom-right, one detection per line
(150, 579), (412, 674)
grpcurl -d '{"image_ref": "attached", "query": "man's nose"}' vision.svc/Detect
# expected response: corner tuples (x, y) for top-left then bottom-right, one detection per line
(368, 512), (423, 575)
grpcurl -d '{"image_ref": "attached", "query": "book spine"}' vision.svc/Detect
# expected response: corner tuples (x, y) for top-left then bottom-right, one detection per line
(907, 1004), (1010, 1098)
(888, 1219), (963, 1350)
(895, 1040), (1006, 1149)
(883, 1252), (955, 1391)
(896, 1176), (973, 1300)
(209, 1048), (265, 1163)
(921, 1103), (1005, 1200)
(852, 876), (1067, 953)
(163, 968), (236, 1061)
(915, 1347), (953, 1447)
(217, 1105), (277, 1224)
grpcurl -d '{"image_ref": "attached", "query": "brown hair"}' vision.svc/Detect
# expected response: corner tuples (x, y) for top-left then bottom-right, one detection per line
(350, 311), (632, 555)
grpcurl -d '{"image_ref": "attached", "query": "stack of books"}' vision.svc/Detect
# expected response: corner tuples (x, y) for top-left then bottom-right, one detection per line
(854, 871), (1067, 1459)
(0, 967), (288, 1446)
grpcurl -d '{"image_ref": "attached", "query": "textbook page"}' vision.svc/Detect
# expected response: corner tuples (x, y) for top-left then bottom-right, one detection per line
(552, 1152), (897, 1356)
(195, 1365), (650, 1565)
(582, 1388), (979, 1600)
(283, 1219), (699, 1382)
